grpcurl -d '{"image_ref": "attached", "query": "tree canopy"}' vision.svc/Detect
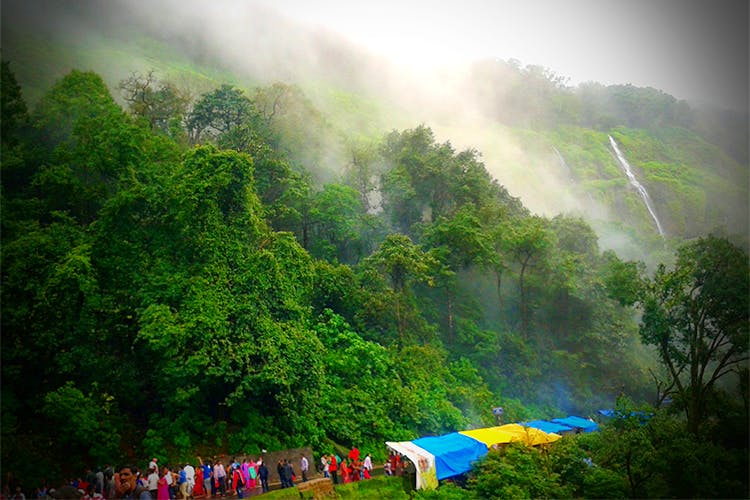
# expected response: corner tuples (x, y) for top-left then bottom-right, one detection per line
(1, 65), (746, 498)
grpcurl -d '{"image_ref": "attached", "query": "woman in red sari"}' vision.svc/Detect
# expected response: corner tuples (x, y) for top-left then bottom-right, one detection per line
(340, 461), (350, 484)
(231, 466), (244, 498)
(192, 467), (206, 499)
(350, 459), (361, 482)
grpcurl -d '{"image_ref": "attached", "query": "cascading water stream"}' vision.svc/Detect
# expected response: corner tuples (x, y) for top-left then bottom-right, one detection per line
(609, 135), (665, 236)
(552, 147), (573, 179)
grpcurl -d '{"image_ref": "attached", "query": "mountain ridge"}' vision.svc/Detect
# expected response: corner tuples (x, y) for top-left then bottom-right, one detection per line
(2, 0), (747, 261)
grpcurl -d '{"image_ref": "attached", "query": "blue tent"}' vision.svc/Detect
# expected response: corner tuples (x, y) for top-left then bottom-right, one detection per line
(412, 432), (488, 480)
(523, 419), (575, 434)
(598, 409), (653, 424)
(552, 416), (599, 433)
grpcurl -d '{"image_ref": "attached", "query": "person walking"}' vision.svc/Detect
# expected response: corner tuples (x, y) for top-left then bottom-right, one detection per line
(328, 455), (338, 485)
(363, 453), (372, 480)
(283, 460), (295, 488)
(257, 463), (269, 494)
(156, 468), (169, 500)
(231, 465), (243, 499)
(146, 467), (159, 500)
(300, 455), (309, 482)
(214, 461), (226, 497)
(198, 459), (212, 498)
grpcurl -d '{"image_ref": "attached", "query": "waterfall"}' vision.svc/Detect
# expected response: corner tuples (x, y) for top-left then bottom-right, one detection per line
(609, 136), (665, 236)
(552, 147), (573, 179)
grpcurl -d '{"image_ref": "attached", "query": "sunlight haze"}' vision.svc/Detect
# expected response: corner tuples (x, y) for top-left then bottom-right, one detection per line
(262, 0), (748, 110)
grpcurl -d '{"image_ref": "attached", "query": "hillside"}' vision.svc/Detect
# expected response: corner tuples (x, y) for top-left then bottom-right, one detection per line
(3, 1), (747, 266)
(1, 1), (748, 497)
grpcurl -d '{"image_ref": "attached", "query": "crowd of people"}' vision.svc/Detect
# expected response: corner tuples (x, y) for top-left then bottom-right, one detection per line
(3, 456), (271, 500)
(2, 446), (393, 500)
(316, 447), (375, 485)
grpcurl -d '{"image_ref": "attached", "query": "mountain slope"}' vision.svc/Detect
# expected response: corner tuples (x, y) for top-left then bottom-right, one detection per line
(2, 0), (747, 261)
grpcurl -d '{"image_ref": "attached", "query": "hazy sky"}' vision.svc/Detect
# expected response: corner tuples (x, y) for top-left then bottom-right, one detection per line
(258, 0), (748, 110)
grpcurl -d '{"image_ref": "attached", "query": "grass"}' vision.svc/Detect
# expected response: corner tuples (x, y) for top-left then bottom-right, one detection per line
(255, 475), (411, 499)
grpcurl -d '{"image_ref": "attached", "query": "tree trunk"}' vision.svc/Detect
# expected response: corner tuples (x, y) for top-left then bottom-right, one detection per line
(495, 269), (503, 316)
(395, 294), (404, 344)
(446, 289), (454, 344)
(519, 260), (529, 341)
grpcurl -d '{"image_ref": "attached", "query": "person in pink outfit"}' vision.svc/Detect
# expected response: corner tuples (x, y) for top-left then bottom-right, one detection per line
(157, 468), (169, 500)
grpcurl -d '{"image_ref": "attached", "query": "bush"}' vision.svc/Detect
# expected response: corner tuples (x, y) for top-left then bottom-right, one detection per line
(582, 467), (628, 499)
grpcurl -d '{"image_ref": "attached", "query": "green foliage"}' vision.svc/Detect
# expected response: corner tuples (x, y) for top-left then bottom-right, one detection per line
(187, 84), (258, 144)
(30, 70), (153, 223)
(468, 444), (570, 499)
(392, 345), (467, 435)
(1, 60), (28, 146)
(585, 398), (749, 498)
(314, 310), (405, 447)
(365, 234), (437, 293)
(582, 467), (629, 499)
(416, 482), (476, 499)
(360, 234), (439, 344)
(41, 382), (121, 470)
(1, 62), (746, 500)
(119, 70), (189, 142)
(335, 475), (410, 499)
(601, 250), (645, 306)
(640, 235), (749, 434)
(380, 126), (494, 236)
(308, 183), (367, 263)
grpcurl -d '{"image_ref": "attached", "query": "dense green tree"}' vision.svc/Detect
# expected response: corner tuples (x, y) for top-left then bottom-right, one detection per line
(421, 206), (491, 340)
(380, 126), (495, 236)
(359, 234), (438, 344)
(187, 84), (256, 144)
(468, 443), (570, 499)
(29, 70), (168, 224)
(41, 382), (122, 472)
(1, 60), (35, 230)
(343, 139), (383, 213)
(392, 345), (466, 435)
(119, 70), (189, 141)
(4, 61), (746, 497)
(640, 235), (749, 435)
(313, 310), (405, 447)
(1, 60), (28, 147)
(601, 250), (647, 307)
(502, 215), (556, 339)
(308, 183), (366, 264)
(584, 396), (748, 498)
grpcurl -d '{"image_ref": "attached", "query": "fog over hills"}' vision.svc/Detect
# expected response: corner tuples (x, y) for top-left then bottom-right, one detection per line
(3, 0), (747, 259)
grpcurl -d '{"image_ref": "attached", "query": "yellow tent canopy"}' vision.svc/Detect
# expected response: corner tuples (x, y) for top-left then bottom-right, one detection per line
(499, 423), (562, 445)
(460, 424), (561, 447)
(459, 427), (516, 446)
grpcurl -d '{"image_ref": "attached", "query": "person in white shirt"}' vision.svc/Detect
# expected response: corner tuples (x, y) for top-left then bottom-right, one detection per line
(300, 455), (309, 482)
(164, 465), (174, 499)
(183, 463), (195, 495)
(147, 467), (159, 498)
(214, 461), (226, 496)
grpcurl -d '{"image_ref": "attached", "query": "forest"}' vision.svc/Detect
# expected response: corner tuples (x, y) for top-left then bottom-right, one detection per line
(1, 2), (749, 496)
(1, 54), (748, 497)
